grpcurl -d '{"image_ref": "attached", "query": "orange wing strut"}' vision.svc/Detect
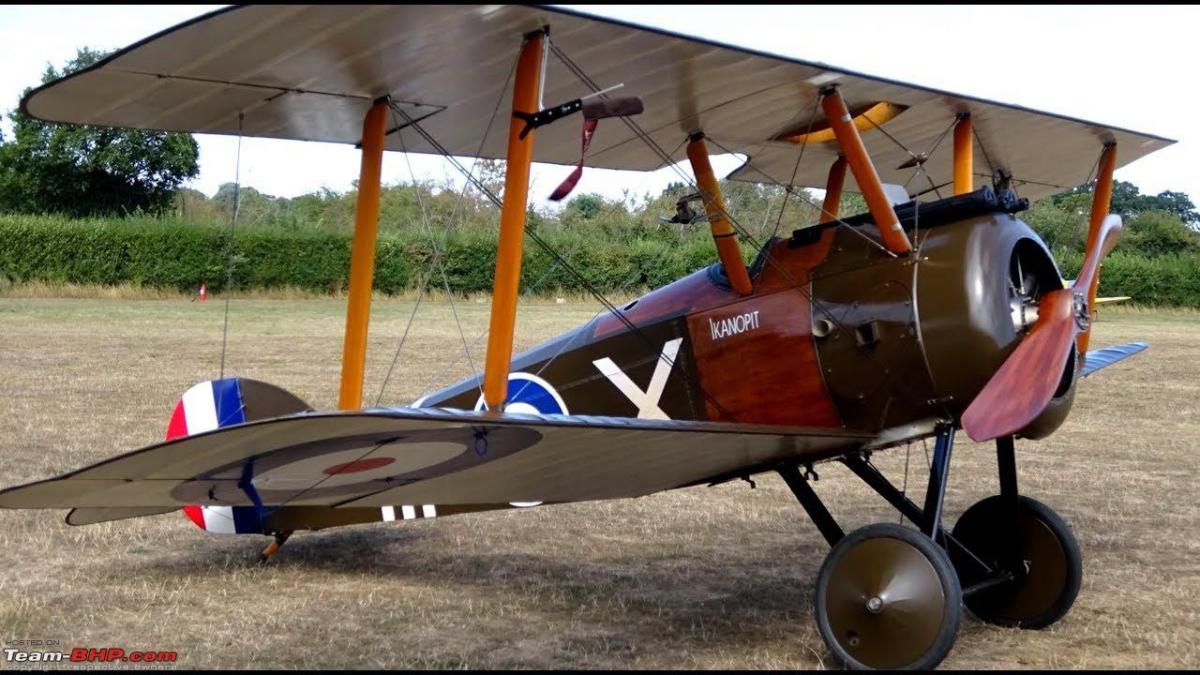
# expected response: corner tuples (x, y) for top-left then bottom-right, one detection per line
(820, 155), (847, 223)
(482, 30), (547, 411)
(1079, 142), (1117, 354)
(953, 114), (973, 195)
(685, 133), (753, 295)
(819, 87), (912, 255)
(337, 99), (388, 410)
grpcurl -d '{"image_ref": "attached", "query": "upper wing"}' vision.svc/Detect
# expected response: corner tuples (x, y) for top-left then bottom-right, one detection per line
(20, 5), (1172, 201)
(0, 407), (869, 510)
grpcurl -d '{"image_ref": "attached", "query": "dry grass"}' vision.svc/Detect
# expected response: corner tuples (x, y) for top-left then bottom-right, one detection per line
(0, 296), (1195, 669)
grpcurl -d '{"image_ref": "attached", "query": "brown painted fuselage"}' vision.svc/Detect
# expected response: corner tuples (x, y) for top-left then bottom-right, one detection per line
(420, 189), (1068, 445)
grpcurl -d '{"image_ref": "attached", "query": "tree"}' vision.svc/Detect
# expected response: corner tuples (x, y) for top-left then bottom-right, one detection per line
(1125, 209), (1200, 256)
(0, 47), (199, 216)
(1052, 179), (1199, 227)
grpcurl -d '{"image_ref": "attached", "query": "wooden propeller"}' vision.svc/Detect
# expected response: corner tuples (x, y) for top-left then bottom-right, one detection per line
(961, 215), (1122, 442)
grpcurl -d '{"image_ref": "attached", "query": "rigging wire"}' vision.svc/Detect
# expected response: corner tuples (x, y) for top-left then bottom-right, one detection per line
(547, 41), (945, 418)
(416, 244), (587, 399)
(705, 136), (895, 259)
(218, 112), (245, 379)
(901, 116), (958, 193)
(769, 94), (824, 241)
(372, 52), (520, 406)
(859, 108), (943, 202)
(392, 113), (486, 403)
(373, 269), (430, 407)
(388, 101), (739, 420)
(270, 57), (524, 516)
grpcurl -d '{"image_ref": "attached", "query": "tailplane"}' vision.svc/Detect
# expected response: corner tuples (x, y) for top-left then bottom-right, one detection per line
(65, 378), (310, 530)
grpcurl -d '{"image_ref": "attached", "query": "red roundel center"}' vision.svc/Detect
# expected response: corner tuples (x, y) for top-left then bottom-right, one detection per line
(322, 457), (396, 476)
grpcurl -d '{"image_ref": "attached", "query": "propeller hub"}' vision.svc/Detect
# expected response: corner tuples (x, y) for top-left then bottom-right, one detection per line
(1072, 293), (1090, 331)
(1010, 295), (1040, 333)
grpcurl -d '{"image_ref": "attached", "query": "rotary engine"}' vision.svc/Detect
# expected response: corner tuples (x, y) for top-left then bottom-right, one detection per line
(810, 205), (1073, 437)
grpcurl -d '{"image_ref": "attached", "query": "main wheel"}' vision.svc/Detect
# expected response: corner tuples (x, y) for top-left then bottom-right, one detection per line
(814, 523), (962, 670)
(949, 495), (1082, 629)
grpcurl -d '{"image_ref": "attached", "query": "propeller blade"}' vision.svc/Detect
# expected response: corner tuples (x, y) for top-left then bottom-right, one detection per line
(961, 289), (1078, 441)
(1074, 214), (1123, 294)
(961, 214), (1123, 442)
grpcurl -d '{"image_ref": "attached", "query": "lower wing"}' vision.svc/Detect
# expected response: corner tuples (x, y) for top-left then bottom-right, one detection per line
(1081, 341), (1148, 377)
(0, 407), (868, 512)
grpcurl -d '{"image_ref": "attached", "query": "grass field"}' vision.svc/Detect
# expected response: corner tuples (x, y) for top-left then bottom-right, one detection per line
(0, 295), (1196, 669)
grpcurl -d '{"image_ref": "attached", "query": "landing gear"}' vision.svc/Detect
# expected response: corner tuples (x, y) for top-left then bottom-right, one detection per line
(948, 434), (1082, 629)
(781, 424), (963, 670)
(950, 495), (1082, 628)
(781, 426), (1084, 668)
(814, 523), (962, 670)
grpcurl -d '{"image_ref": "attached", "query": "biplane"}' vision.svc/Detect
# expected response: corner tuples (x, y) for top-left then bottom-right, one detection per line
(0, 5), (1173, 669)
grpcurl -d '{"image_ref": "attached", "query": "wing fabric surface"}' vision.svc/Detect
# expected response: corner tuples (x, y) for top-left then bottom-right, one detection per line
(19, 5), (1172, 201)
(1080, 341), (1148, 377)
(0, 407), (869, 511)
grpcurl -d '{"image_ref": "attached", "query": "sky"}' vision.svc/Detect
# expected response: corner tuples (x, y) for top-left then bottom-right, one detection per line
(1, 4), (1197, 208)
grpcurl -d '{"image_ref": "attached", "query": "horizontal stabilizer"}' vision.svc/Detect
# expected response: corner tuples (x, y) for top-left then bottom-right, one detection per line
(1081, 341), (1148, 377)
(0, 407), (868, 512)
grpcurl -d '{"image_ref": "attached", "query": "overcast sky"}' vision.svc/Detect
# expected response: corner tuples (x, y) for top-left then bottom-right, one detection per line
(1, 5), (1196, 208)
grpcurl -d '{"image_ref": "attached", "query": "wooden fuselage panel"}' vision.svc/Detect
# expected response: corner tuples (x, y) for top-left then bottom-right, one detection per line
(687, 231), (841, 426)
(421, 231), (842, 429)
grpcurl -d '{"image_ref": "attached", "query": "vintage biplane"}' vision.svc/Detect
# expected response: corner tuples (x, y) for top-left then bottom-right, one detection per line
(0, 4), (1172, 669)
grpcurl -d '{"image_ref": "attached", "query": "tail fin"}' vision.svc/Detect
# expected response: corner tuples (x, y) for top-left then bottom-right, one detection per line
(65, 378), (310, 529)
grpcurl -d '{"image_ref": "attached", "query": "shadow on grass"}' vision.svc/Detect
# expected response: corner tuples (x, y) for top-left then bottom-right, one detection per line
(134, 520), (828, 659)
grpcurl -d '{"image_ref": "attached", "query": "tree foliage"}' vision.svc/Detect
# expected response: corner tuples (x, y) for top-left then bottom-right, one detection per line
(0, 48), (199, 217)
(1051, 179), (1199, 226)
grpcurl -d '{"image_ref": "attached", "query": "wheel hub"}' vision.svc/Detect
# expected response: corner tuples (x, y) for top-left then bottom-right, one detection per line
(865, 595), (884, 614)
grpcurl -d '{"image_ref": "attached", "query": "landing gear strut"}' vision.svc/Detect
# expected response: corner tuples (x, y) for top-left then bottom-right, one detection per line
(779, 425), (1083, 669)
(781, 424), (963, 670)
(948, 436), (1083, 628)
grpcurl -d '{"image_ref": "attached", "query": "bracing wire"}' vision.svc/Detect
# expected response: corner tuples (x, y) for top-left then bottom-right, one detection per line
(373, 269), (430, 407)
(371, 52), (520, 407)
(393, 117), (487, 403)
(769, 94), (824, 241)
(218, 112), (245, 379)
(416, 237), (598, 399)
(546, 41), (948, 416)
(389, 101), (740, 420)
(270, 58), (524, 516)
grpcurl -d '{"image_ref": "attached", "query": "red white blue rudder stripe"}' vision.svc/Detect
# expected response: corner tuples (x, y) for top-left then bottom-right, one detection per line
(170, 379), (264, 535)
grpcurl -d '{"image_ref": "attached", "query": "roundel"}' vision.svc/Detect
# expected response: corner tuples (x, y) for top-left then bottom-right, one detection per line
(474, 372), (568, 415)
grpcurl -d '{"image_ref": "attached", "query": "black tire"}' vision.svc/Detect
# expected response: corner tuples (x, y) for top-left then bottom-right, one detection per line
(814, 523), (962, 670)
(949, 495), (1082, 629)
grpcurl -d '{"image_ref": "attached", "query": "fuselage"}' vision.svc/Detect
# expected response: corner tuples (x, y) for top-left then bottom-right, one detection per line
(421, 189), (1068, 445)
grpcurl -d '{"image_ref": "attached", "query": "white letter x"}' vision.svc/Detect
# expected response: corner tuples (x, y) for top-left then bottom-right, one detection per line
(592, 338), (682, 420)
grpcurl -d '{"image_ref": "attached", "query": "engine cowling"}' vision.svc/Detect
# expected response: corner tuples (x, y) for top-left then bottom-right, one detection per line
(811, 211), (1066, 434)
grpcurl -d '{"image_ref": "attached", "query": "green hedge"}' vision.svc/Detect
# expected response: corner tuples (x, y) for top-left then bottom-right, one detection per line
(0, 214), (723, 295)
(2, 214), (1199, 305)
(1056, 249), (1200, 306)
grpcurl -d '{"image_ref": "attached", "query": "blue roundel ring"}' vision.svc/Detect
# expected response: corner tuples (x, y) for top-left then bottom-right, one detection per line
(474, 372), (569, 415)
